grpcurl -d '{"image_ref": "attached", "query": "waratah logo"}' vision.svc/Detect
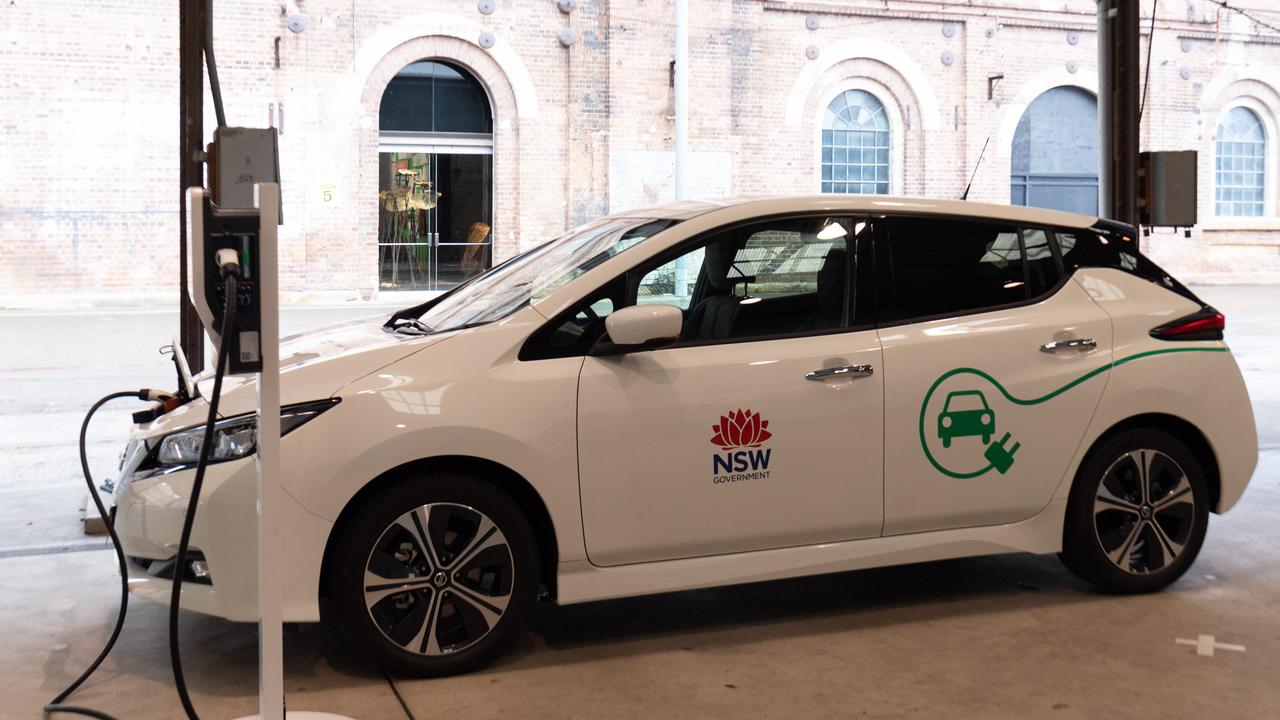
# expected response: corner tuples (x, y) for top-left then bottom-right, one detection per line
(710, 409), (772, 450)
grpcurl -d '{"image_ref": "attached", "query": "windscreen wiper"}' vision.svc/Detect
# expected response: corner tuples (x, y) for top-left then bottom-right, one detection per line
(386, 317), (433, 336)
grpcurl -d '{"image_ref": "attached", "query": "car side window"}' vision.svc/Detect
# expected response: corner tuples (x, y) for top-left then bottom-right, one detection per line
(880, 216), (1040, 323)
(648, 216), (855, 343)
(636, 247), (705, 311)
(518, 277), (626, 360)
(1021, 228), (1061, 299)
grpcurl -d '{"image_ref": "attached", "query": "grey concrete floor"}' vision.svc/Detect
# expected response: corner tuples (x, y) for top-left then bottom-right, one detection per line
(1, 286), (1277, 719)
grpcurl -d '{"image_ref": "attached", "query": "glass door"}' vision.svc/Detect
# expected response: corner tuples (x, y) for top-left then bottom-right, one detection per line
(377, 151), (492, 291)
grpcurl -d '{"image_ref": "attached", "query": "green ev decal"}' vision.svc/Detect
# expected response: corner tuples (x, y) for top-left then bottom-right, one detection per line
(918, 347), (1229, 480)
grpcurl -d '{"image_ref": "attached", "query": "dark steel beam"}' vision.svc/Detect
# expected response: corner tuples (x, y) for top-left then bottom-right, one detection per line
(1097, 0), (1142, 239)
(179, 0), (206, 372)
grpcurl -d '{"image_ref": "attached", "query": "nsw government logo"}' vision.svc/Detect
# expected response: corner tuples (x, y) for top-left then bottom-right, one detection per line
(710, 409), (773, 485)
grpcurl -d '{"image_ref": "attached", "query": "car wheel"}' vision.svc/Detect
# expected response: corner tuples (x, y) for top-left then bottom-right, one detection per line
(1060, 429), (1209, 594)
(942, 436), (951, 448)
(328, 472), (539, 677)
(982, 433), (991, 445)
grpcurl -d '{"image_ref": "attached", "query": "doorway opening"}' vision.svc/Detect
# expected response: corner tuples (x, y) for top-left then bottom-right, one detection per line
(1010, 86), (1099, 215)
(378, 60), (493, 291)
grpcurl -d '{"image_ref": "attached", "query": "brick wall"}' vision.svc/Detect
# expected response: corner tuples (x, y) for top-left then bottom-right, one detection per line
(2, 0), (1279, 304)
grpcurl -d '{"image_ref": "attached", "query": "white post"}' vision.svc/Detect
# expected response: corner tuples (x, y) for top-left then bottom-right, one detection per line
(674, 0), (689, 201)
(254, 183), (284, 720)
(673, 0), (690, 300)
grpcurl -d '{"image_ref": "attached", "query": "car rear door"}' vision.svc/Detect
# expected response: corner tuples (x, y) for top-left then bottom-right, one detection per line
(876, 216), (1113, 535)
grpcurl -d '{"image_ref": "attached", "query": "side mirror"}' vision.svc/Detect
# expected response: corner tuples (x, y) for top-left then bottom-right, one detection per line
(592, 304), (683, 355)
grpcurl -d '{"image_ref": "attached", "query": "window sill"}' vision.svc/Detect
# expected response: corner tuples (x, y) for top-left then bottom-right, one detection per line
(1200, 217), (1280, 232)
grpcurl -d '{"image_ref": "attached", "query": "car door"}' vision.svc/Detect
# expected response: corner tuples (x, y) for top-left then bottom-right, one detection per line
(573, 215), (884, 567)
(876, 216), (1113, 535)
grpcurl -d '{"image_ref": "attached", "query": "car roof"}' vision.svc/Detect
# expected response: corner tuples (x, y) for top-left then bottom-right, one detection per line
(617, 194), (1100, 229)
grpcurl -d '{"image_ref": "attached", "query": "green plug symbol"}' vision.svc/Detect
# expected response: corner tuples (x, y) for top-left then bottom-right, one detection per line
(984, 433), (1021, 474)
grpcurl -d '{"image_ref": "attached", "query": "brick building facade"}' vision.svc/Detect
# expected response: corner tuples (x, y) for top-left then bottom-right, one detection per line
(3, 0), (1280, 304)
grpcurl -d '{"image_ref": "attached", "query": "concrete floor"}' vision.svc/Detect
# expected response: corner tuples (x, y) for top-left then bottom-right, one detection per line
(2, 286), (1277, 719)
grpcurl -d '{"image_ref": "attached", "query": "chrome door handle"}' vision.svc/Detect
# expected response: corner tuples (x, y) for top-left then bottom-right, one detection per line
(1040, 337), (1097, 353)
(806, 364), (874, 381)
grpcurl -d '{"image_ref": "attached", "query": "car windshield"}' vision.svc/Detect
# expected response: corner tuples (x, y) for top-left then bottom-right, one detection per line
(415, 217), (678, 333)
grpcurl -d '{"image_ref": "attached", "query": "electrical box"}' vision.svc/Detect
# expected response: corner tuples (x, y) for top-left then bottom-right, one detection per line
(186, 186), (278, 375)
(208, 127), (282, 219)
(1140, 150), (1197, 227)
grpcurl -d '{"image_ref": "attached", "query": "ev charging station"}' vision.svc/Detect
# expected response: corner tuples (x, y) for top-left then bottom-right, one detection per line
(187, 182), (283, 719)
(187, 180), (351, 720)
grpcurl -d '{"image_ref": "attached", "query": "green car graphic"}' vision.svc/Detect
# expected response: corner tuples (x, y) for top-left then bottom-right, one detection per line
(937, 390), (994, 447)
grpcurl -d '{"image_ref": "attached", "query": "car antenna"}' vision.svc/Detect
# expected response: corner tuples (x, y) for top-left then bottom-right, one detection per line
(960, 137), (990, 202)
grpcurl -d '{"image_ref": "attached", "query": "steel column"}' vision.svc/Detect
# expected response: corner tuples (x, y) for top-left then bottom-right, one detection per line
(179, 1), (206, 372)
(1096, 0), (1142, 234)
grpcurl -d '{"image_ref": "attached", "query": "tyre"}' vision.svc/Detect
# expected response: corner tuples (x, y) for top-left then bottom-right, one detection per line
(328, 472), (539, 677)
(1060, 428), (1209, 593)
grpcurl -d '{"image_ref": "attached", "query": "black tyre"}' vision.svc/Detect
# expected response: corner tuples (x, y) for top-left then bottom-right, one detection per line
(328, 472), (539, 677)
(1060, 428), (1209, 593)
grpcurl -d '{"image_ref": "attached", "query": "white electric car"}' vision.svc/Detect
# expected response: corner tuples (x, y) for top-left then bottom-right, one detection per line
(113, 196), (1258, 676)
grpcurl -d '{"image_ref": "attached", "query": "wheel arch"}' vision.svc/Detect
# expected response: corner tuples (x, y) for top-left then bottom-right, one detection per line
(319, 455), (561, 603)
(1079, 413), (1222, 511)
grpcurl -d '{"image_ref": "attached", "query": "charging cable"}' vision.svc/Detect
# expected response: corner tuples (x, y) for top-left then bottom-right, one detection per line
(45, 256), (240, 718)
(43, 389), (173, 719)
(169, 255), (240, 720)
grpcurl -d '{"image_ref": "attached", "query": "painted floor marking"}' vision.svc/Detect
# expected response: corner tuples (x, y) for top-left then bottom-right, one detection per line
(1175, 635), (1246, 657)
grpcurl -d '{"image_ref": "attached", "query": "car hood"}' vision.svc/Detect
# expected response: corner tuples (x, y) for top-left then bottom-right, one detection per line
(147, 315), (453, 434)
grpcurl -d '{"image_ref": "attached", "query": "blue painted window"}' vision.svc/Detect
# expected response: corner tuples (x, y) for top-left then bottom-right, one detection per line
(1010, 86), (1099, 215)
(821, 90), (890, 195)
(1215, 107), (1266, 217)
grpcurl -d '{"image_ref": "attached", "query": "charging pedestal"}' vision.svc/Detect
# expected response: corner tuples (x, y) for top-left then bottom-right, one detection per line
(188, 183), (354, 720)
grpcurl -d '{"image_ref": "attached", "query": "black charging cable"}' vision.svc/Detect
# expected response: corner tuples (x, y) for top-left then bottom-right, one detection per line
(46, 266), (240, 719)
(43, 392), (150, 717)
(168, 268), (239, 720)
(44, 387), (175, 720)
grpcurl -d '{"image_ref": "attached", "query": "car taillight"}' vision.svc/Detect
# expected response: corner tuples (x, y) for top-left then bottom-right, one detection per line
(1149, 306), (1225, 341)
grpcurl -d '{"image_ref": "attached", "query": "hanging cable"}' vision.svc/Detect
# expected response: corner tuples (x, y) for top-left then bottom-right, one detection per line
(203, 0), (228, 128)
(1138, 0), (1157, 125)
(168, 266), (239, 720)
(1209, 0), (1280, 36)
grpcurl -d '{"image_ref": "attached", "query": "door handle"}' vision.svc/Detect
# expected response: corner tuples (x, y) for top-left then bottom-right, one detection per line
(1039, 337), (1097, 353)
(805, 364), (874, 381)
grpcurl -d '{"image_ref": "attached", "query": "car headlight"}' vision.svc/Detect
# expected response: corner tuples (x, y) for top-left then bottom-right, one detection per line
(149, 398), (340, 469)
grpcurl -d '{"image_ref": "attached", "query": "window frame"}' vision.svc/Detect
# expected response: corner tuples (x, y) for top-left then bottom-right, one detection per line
(814, 80), (902, 196)
(518, 213), (873, 360)
(1213, 102), (1272, 219)
(872, 213), (1070, 329)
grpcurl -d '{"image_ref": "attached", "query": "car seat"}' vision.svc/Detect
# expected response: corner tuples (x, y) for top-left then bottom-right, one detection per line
(800, 248), (847, 331)
(681, 239), (743, 341)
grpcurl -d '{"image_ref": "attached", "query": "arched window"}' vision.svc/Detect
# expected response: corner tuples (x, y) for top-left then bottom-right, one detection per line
(1215, 106), (1267, 217)
(380, 60), (492, 133)
(1011, 86), (1098, 215)
(821, 89), (890, 195)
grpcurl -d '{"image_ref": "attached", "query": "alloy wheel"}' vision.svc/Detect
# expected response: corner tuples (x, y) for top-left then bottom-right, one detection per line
(363, 503), (514, 656)
(1092, 449), (1197, 575)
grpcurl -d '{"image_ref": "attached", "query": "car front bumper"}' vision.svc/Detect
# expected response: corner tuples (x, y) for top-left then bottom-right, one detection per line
(112, 443), (333, 623)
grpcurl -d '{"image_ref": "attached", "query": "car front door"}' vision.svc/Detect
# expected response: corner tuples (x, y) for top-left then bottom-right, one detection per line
(876, 216), (1113, 535)
(573, 215), (884, 567)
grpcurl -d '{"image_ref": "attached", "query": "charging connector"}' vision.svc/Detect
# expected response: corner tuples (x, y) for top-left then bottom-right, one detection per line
(215, 248), (241, 275)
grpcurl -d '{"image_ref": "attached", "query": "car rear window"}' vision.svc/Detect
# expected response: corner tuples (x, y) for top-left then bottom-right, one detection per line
(1055, 224), (1201, 304)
